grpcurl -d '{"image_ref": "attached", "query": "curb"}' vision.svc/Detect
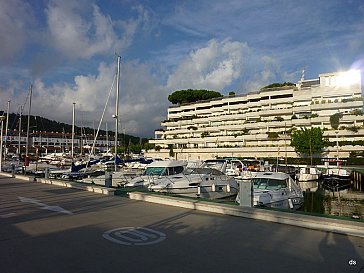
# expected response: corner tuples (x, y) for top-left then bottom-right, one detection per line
(128, 192), (364, 238)
(0, 172), (115, 196)
(36, 178), (116, 195)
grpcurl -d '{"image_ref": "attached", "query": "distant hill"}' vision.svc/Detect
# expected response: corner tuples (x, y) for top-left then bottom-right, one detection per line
(1, 112), (148, 144)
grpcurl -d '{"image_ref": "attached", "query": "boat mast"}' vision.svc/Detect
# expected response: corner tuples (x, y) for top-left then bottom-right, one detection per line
(114, 55), (121, 171)
(72, 102), (76, 158)
(4, 100), (10, 160)
(106, 122), (108, 152)
(18, 105), (23, 160)
(25, 84), (32, 158)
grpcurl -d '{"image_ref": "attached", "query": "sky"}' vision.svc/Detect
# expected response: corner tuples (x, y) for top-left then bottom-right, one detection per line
(1, 0), (364, 137)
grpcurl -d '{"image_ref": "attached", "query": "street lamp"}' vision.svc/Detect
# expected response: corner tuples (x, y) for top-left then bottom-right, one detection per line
(0, 115), (6, 172)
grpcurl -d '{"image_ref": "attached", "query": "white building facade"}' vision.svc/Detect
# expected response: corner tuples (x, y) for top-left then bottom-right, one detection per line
(146, 70), (364, 160)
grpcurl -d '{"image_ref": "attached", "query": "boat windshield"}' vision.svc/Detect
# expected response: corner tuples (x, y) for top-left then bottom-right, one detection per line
(252, 177), (288, 190)
(143, 165), (184, 176)
(143, 167), (166, 176)
(204, 161), (225, 170)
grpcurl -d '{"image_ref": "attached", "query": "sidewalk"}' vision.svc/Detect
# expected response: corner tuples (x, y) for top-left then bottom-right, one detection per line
(2, 172), (364, 238)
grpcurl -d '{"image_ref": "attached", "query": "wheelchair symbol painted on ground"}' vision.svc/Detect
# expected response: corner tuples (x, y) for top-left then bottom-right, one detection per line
(103, 227), (166, 246)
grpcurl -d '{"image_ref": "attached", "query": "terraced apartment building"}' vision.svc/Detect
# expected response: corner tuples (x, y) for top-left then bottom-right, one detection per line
(146, 70), (364, 160)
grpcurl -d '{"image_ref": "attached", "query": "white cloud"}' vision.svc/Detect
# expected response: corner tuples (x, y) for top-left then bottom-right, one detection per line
(0, 0), (34, 63)
(45, 1), (145, 59)
(46, 1), (113, 59)
(0, 60), (168, 137)
(242, 56), (281, 92)
(167, 39), (248, 91)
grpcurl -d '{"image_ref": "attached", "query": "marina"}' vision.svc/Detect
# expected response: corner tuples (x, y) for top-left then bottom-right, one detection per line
(1, 152), (363, 220)
(1, 1), (364, 272)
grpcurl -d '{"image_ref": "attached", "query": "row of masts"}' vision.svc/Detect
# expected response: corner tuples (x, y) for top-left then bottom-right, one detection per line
(1, 55), (122, 171)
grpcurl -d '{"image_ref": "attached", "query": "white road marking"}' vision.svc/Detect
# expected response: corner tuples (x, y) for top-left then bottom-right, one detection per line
(103, 227), (166, 246)
(18, 196), (73, 215)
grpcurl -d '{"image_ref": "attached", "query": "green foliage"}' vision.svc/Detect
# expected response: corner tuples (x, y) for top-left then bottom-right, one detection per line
(329, 112), (343, 130)
(129, 144), (142, 154)
(6, 113), (146, 145)
(346, 126), (360, 133)
(242, 128), (249, 134)
(274, 116), (284, 122)
(351, 109), (364, 116)
(228, 91), (236, 97)
(143, 143), (154, 152)
(267, 132), (279, 139)
(290, 127), (327, 157)
(187, 126), (198, 130)
(155, 145), (161, 151)
(168, 144), (174, 157)
(201, 131), (210, 138)
(261, 82), (295, 90)
(168, 89), (223, 104)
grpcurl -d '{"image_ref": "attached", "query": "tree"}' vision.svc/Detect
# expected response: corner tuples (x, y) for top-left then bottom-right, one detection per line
(329, 112), (343, 130)
(290, 127), (327, 158)
(261, 82), (295, 90)
(143, 143), (154, 152)
(228, 91), (236, 97)
(168, 89), (223, 104)
(129, 144), (142, 154)
(168, 144), (174, 158)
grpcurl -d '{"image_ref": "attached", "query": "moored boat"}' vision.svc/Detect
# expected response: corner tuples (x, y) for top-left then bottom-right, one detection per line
(250, 172), (303, 209)
(124, 160), (187, 188)
(149, 167), (239, 199)
(296, 166), (321, 182)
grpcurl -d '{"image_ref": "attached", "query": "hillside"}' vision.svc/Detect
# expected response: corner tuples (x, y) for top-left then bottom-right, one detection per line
(1, 112), (147, 145)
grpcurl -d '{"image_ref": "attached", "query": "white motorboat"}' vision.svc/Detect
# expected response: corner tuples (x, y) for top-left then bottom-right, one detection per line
(235, 170), (257, 181)
(225, 159), (244, 177)
(296, 166), (321, 182)
(124, 160), (187, 188)
(251, 172), (303, 209)
(201, 159), (228, 173)
(149, 167), (239, 199)
(81, 169), (140, 187)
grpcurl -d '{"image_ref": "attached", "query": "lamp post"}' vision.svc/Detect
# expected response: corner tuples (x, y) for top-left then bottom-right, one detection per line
(0, 115), (6, 172)
(335, 130), (339, 164)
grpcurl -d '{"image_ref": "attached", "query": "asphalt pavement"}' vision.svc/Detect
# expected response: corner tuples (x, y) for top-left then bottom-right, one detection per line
(0, 175), (364, 273)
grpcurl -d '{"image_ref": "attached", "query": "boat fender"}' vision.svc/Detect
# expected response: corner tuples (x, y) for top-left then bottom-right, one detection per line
(212, 184), (216, 192)
(227, 184), (231, 193)
(288, 198), (294, 209)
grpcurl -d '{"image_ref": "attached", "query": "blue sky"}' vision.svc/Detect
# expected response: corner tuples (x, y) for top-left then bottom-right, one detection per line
(1, 0), (364, 137)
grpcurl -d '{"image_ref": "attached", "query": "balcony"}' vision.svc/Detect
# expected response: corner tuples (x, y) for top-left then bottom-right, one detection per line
(293, 105), (311, 112)
(259, 108), (292, 116)
(311, 100), (363, 111)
